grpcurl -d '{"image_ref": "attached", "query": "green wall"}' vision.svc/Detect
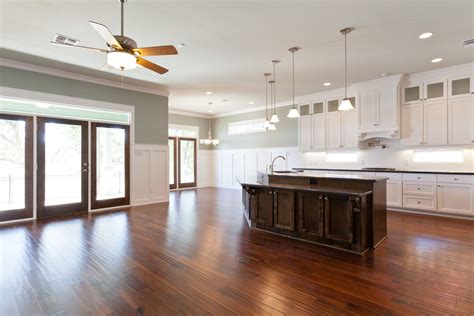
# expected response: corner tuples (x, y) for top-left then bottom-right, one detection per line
(212, 105), (298, 150)
(168, 113), (213, 149)
(0, 66), (168, 145)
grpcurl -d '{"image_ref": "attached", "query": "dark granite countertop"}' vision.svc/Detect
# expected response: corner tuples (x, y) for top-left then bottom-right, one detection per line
(293, 167), (474, 175)
(238, 178), (372, 197)
(265, 171), (388, 182)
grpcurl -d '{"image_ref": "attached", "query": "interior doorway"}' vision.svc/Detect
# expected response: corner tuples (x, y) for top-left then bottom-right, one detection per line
(169, 136), (197, 189)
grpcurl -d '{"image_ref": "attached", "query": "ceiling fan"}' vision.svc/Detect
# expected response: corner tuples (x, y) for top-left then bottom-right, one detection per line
(50, 0), (177, 74)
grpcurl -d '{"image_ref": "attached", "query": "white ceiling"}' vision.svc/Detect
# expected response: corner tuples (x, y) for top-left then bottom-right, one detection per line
(1, 0), (473, 115)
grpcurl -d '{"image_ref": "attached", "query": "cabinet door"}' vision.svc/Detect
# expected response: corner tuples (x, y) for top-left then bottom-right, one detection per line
(312, 114), (326, 149)
(437, 183), (473, 215)
(326, 113), (342, 149)
(359, 91), (377, 129)
(298, 192), (324, 237)
(378, 86), (398, 127)
(299, 116), (312, 150)
(401, 103), (423, 146)
(403, 85), (422, 105)
(448, 96), (472, 145)
(424, 80), (446, 102)
(273, 189), (295, 231)
(342, 111), (358, 148)
(386, 181), (402, 208)
(254, 188), (273, 227)
(324, 195), (353, 244)
(449, 76), (471, 99)
(423, 100), (448, 145)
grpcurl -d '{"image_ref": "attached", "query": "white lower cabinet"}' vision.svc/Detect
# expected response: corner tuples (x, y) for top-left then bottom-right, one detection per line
(403, 195), (437, 211)
(437, 183), (473, 215)
(387, 181), (403, 208)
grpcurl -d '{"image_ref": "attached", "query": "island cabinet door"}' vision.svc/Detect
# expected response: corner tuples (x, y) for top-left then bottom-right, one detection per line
(323, 195), (354, 245)
(273, 189), (295, 231)
(253, 188), (274, 227)
(298, 192), (324, 238)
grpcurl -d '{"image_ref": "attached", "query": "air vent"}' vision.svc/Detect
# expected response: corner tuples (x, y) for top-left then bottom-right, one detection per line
(463, 38), (474, 48)
(52, 34), (80, 46)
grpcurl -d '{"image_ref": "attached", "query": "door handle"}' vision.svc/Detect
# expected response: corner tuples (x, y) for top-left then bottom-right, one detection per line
(82, 169), (88, 172)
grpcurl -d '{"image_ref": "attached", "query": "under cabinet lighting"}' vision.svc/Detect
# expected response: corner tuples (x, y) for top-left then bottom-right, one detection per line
(326, 152), (359, 163)
(413, 150), (463, 163)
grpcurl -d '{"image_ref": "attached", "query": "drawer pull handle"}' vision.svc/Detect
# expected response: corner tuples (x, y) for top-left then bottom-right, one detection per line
(454, 178), (458, 181)
(417, 201), (421, 204)
(417, 187), (421, 190)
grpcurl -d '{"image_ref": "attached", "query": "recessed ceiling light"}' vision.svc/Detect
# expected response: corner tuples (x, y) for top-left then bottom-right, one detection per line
(323, 82), (331, 86)
(249, 101), (254, 105)
(205, 91), (212, 95)
(431, 57), (443, 63)
(176, 43), (186, 48)
(419, 32), (433, 39)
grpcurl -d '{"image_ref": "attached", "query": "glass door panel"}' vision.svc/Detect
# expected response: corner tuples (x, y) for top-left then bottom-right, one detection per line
(37, 117), (88, 218)
(178, 138), (196, 188)
(0, 114), (33, 222)
(91, 123), (130, 209)
(169, 137), (177, 189)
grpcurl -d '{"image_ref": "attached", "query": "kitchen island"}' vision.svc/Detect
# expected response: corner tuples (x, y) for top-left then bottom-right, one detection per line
(240, 171), (388, 254)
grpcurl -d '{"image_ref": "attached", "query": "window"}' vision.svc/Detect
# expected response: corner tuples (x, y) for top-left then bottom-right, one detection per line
(168, 125), (198, 138)
(412, 150), (463, 163)
(0, 97), (130, 124)
(228, 118), (266, 135)
(326, 152), (359, 163)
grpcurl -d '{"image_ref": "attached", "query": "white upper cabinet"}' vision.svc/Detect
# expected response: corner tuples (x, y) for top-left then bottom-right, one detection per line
(424, 79), (447, 102)
(448, 76), (472, 99)
(402, 84), (422, 105)
(298, 102), (326, 151)
(312, 114), (326, 149)
(299, 115), (312, 150)
(448, 96), (473, 145)
(326, 112), (342, 149)
(342, 110), (358, 148)
(423, 100), (448, 145)
(401, 103), (423, 146)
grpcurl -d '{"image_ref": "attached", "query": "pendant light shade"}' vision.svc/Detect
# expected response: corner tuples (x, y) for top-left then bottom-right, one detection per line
(264, 73), (271, 128)
(338, 27), (355, 111)
(270, 113), (280, 123)
(200, 103), (219, 146)
(287, 47), (300, 118)
(268, 123), (277, 131)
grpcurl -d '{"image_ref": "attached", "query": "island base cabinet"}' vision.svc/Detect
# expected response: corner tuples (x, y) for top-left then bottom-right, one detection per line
(273, 190), (295, 231)
(298, 192), (324, 238)
(252, 188), (274, 227)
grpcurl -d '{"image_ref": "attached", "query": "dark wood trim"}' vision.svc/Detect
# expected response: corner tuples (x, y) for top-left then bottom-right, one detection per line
(37, 117), (89, 219)
(91, 122), (130, 210)
(169, 137), (177, 190)
(177, 137), (197, 188)
(0, 114), (34, 222)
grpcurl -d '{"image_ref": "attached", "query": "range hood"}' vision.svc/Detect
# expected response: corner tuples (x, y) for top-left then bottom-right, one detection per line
(353, 74), (404, 141)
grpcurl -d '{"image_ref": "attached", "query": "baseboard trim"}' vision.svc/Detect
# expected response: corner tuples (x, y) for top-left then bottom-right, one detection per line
(132, 196), (169, 206)
(388, 207), (473, 220)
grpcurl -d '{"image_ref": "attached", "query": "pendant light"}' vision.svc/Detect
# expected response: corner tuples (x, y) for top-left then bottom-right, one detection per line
(264, 73), (271, 128)
(200, 102), (219, 146)
(287, 47), (300, 118)
(338, 27), (355, 111)
(270, 60), (280, 123)
(268, 79), (277, 130)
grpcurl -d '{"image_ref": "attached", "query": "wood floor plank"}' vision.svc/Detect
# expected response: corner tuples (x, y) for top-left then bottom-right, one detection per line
(0, 187), (472, 315)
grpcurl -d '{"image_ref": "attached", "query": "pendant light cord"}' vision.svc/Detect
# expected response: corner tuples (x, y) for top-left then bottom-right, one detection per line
(121, 0), (124, 36)
(292, 51), (295, 109)
(272, 62), (276, 114)
(344, 31), (347, 99)
(265, 75), (268, 120)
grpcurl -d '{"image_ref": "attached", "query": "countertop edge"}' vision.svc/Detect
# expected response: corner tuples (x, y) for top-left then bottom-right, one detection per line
(293, 168), (474, 175)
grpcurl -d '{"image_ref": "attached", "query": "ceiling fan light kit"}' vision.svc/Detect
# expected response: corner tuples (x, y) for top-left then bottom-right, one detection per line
(51, 0), (177, 75)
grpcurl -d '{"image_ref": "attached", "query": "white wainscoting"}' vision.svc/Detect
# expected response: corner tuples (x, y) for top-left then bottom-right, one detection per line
(131, 144), (169, 206)
(202, 147), (302, 189)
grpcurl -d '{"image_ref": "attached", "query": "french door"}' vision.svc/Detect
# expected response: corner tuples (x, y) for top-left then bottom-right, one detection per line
(37, 117), (89, 218)
(91, 122), (130, 209)
(0, 114), (34, 222)
(169, 137), (197, 189)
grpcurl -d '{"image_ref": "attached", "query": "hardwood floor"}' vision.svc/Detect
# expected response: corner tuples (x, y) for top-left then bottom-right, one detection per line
(0, 187), (473, 315)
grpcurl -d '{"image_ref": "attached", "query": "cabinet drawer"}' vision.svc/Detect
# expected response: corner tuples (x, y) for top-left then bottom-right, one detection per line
(437, 174), (473, 184)
(403, 173), (437, 182)
(403, 182), (437, 196)
(375, 172), (402, 181)
(403, 195), (437, 211)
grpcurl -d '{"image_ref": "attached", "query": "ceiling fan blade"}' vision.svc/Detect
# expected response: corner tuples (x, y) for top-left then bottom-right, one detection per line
(136, 57), (168, 74)
(50, 41), (108, 52)
(133, 45), (178, 56)
(89, 21), (122, 49)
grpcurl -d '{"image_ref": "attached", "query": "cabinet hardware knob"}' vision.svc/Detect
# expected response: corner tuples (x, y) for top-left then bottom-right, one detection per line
(454, 178), (458, 181)
(418, 201), (421, 204)
(417, 187), (421, 190)
(417, 177), (421, 179)
(324, 197), (328, 200)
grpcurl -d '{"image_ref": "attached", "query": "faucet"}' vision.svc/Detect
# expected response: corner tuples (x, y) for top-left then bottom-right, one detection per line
(269, 155), (286, 174)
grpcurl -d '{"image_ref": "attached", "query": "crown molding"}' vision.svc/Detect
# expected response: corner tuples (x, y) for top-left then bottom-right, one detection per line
(0, 57), (170, 97)
(168, 108), (213, 118)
